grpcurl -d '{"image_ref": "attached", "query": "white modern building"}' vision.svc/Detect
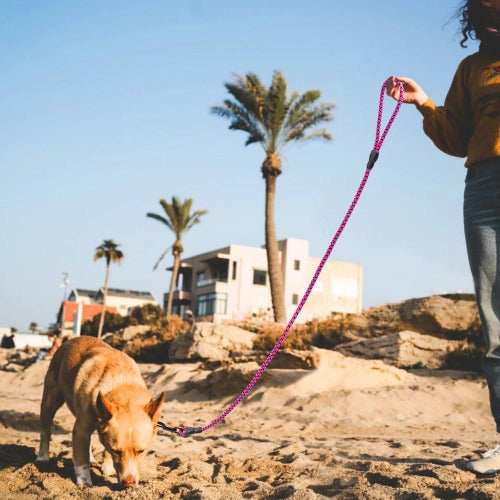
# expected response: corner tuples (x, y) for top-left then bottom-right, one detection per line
(166, 238), (362, 323)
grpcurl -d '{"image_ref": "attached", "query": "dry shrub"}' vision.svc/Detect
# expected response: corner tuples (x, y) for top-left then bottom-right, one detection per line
(304, 314), (364, 348)
(108, 315), (188, 363)
(237, 314), (362, 352)
(251, 323), (313, 351)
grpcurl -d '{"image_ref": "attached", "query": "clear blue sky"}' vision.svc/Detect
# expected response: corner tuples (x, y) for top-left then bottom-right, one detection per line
(1, 0), (478, 330)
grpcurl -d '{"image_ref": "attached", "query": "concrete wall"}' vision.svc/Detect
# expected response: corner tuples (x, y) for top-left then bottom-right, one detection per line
(9, 333), (51, 349)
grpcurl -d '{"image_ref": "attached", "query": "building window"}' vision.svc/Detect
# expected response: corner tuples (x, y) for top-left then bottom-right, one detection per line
(232, 261), (237, 280)
(197, 270), (216, 287)
(196, 293), (227, 316)
(253, 269), (267, 286)
(292, 294), (299, 305)
(294, 260), (301, 271)
(197, 270), (205, 286)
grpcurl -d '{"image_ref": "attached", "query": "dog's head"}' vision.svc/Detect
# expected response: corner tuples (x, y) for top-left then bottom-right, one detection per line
(95, 390), (165, 488)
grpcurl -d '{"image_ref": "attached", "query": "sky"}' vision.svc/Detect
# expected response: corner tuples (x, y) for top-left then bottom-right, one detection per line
(0, 0), (479, 330)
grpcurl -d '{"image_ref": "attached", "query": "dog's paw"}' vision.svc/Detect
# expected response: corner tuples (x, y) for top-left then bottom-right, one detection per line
(35, 453), (50, 463)
(75, 464), (93, 487)
(101, 460), (115, 477)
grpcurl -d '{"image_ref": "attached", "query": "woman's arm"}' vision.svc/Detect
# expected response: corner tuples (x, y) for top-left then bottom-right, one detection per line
(386, 64), (472, 158)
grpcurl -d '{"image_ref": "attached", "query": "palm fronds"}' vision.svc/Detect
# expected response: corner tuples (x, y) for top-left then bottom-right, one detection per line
(94, 239), (124, 265)
(212, 70), (335, 155)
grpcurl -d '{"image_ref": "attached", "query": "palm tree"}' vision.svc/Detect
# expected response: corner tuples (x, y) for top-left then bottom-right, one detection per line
(29, 322), (38, 334)
(94, 239), (124, 338)
(212, 70), (334, 322)
(147, 197), (207, 316)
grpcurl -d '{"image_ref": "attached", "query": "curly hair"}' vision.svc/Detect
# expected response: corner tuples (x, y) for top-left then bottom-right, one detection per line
(456, 0), (492, 47)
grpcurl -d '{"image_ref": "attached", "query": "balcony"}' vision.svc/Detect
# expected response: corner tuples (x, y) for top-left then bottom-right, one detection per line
(172, 289), (191, 301)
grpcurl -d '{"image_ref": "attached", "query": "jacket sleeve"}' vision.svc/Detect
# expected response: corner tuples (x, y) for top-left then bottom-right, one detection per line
(416, 58), (472, 158)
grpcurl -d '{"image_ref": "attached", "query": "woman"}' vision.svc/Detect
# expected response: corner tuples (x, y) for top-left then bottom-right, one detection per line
(387, 0), (500, 474)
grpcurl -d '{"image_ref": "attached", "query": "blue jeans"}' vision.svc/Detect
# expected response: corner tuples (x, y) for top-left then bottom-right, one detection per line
(464, 156), (500, 433)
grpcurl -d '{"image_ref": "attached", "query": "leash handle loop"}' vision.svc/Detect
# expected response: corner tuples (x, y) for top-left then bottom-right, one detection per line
(373, 77), (405, 153)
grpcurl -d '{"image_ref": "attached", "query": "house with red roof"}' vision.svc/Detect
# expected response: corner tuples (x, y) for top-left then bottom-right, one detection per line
(56, 287), (158, 335)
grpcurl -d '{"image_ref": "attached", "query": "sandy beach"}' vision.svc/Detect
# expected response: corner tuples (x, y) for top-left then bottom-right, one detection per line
(1, 348), (499, 499)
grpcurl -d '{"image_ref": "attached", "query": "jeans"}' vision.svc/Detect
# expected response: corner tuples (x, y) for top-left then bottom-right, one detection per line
(464, 156), (500, 433)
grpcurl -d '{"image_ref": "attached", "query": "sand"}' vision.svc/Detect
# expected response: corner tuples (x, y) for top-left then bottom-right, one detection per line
(1, 348), (499, 499)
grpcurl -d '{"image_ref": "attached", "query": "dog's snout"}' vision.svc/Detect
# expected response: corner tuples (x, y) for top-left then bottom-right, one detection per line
(122, 475), (136, 488)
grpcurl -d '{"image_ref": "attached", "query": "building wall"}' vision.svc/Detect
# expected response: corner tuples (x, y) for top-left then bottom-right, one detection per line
(217, 244), (275, 321)
(104, 296), (157, 316)
(280, 238), (310, 321)
(300, 258), (363, 321)
(10, 333), (52, 349)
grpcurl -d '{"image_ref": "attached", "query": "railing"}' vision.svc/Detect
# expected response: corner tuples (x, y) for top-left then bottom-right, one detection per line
(197, 278), (217, 287)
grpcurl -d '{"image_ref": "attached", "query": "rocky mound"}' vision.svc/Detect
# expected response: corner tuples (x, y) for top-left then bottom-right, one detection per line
(247, 294), (483, 371)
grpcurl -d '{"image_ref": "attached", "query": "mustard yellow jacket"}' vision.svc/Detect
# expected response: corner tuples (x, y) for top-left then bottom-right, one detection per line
(417, 44), (499, 166)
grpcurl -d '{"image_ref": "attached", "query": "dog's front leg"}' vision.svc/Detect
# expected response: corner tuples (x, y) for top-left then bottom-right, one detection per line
(72, 419), (95, 487)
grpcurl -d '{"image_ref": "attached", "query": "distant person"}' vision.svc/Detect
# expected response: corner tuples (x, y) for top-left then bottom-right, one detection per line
(36, 332), (62, 361)
(183, 309), (196, 332)
(386, 0), (499, 473)
(0, 333), (15, 349)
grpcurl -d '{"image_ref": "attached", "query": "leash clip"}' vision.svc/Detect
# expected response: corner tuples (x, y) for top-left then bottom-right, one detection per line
(177, 426), (203, 437)
(367, 150), (379, 170)
(157, 421), (202, 437)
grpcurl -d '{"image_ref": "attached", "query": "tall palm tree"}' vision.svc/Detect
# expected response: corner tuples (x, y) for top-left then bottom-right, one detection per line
(147, 197), (207, 316)
(212, 70), (334, 322)
(94, 239), (124, 338)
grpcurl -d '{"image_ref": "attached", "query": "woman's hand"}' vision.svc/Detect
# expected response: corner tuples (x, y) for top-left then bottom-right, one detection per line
(386, 76), (429, 106)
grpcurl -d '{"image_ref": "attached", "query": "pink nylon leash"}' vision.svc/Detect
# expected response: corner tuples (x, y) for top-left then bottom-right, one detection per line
(157, 78), (405, 438)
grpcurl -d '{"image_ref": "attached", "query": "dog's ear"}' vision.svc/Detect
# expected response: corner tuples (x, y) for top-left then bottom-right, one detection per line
(144, 392), (165, 422)
(95, 391), (114, 423)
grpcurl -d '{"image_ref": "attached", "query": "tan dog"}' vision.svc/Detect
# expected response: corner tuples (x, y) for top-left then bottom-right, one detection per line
(36, 336), (165, 488)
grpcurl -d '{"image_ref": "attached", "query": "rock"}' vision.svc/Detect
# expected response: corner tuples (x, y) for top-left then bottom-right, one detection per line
(121, 325), (151, 341)
(337, 330), (464, 369)
(398, 296), (479, 338)
(270, 349), (320, 370)
(0, 349), (37, 371)
(3, 362), (23, 373)
(169, 322), (256, 362)
(363, 294), (481, 340)
(0, 348), (11, 364)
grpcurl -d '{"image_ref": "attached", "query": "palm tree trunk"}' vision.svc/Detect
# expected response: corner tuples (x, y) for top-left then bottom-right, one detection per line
(97, 262), (110, 338)
(166, 246), (181, 316)
(264, 174), (286, 323)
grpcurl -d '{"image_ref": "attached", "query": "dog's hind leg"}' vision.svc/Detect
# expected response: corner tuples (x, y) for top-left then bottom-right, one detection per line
(36, 369), (64, 462)
(72, 418), (95, 487)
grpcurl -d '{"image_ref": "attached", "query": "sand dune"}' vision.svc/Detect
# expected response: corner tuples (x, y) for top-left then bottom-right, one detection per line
(1, 349), (499, 498)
